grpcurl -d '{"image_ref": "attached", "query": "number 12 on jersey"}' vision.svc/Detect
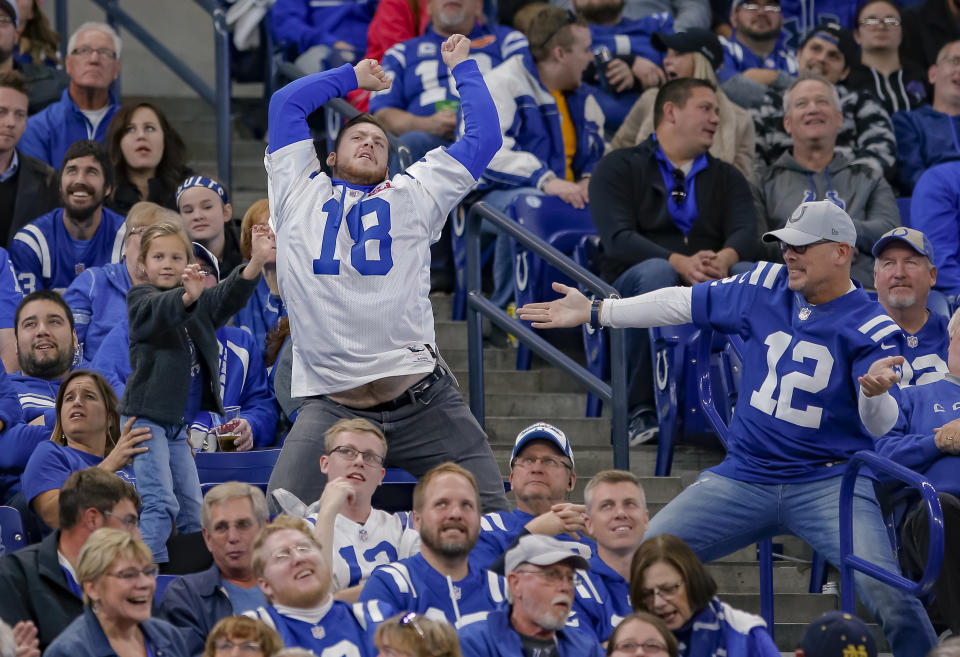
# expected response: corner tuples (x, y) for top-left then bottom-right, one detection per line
(313, 196), (394, 276)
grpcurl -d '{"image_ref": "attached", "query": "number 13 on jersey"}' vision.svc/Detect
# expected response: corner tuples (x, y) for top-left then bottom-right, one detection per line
(313, 196), (394, 276)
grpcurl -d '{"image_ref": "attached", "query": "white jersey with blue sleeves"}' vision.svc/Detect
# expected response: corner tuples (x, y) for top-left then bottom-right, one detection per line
(327, 509), (421, 592)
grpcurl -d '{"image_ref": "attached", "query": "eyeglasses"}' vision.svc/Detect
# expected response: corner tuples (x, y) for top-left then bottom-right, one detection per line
(214, 641), (263, 655)
(102, 510), (140, 530)
(612, 641), (669, 655)
(270, 543), (317, 562)
(533, 9), (577, 50)
(639, 581), (683, 604)
(0, 16), (14, 26)
(329, 445), (384, 467)
(779, 238), (833, 255)
(514, 567), (581, 587)
(107, 565), (159, 581)
(70, 46), (118, 60)
(513, 455), (572, 471)
(858, 16), (900, 27)
(739, 3), (782, 12)
(399, 612), (426, 638)
(938, 56), (960, 68)
(670, 168), (687, 205)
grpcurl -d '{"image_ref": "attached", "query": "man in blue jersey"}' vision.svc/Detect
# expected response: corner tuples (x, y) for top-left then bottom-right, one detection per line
(370, 0), (528, 162)
(872, 227), (949, 387)
(457, 534), (602, 657)
(10, 140), (125, 294)
(246, 515), (389, 655)
(571, 469), (648, 642)
(264, 35), (509, 514)
(517, 199), (938, 656)
(471, 422), (590, 570)
(358, 463), (504, 625)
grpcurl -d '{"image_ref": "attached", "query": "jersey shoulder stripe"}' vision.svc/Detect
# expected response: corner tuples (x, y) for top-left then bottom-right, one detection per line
(857, 314), (900, 342)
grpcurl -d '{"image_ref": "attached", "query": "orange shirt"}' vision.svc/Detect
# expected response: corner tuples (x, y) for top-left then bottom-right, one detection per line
(550, 90), (577, 181)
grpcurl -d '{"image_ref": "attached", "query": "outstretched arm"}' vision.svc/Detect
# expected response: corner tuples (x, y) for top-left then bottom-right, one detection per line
(267, 60), (390, 153)
(518, 282), (693, 329)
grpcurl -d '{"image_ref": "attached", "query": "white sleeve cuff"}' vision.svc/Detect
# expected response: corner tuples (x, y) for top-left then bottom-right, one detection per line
(859, 389), (899, 437)
(599, 286), (693, 328)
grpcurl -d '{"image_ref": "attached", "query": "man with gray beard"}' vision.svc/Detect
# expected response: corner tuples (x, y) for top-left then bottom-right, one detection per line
(458, 534), (603, 657)
(357, 463), (505, 623)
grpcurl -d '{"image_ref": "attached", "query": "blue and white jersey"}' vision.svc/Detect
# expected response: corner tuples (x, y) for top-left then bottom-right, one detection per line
(266, 61), (501, 397)
(0, 248), (22, 330)
(898, 311), (949, 387)
(370, 24), (528, 117)
(234, 276), (287, 354)
(718, 34), (798, 81)
(62, 261), (131, 366)
(690, 261), (905, 483)
(10, 208), (126, 294)
(246, 599), (388, 657)
(589, 12), (672, 63)
(357, 553), (506, 626)
(877, 374), (960, 496)
(779, 0), (858, 50)
(570, 555), (631, 642)
(472, 509), (596, 571)
(9, 373), (61, 427)
(327, 509), (420, 592)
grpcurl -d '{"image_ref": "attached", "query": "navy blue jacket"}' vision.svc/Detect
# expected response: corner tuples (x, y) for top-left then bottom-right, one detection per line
(45, 607), (189, 657)
(159, 563), (232, 657)
(18, 88), (119, 169)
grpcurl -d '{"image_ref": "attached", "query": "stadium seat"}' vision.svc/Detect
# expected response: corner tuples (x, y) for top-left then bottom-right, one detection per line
(509, 195), (597, 370)
(0, 506), (26, 553)
(195, 449), (281, 488)
(372, 469), (419, 512)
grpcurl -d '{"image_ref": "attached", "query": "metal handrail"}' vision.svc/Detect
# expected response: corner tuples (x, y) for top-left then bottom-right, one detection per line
(55, 0), (234, 191)
(464, 202), (630, 468)
(839, 451), (944, 612)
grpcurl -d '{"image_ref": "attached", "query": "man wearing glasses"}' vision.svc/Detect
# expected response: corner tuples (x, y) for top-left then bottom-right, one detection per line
(590, 77), (756, 445)
(246, 515), (389, 656)
(0, 468), (141, 651)
(19, 22), (120, 169)
(470, 422), (593, 570)
(358, 463), (503, 623)
(458, 534), (602, 657)
(517, 199), (938, 657)
(718, 0), (799, 110)
(893, 40), (960, 193)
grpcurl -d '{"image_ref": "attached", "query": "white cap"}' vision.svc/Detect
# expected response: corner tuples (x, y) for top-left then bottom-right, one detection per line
(762, 200), (857, 247)
(504, 534), (592, 575)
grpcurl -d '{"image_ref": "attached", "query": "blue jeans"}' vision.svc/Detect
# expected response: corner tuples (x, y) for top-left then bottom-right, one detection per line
(481, 186), (541, 308)
(646, 471), (936, 657)
(124, 416), (203, 563)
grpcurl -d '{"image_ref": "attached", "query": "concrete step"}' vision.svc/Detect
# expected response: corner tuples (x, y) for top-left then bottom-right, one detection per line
(435, 320), (468, 350)
(717, 536), (813, 563)
(481, 393), (588, 417)
(443, 347), (522, 371)
(194, 159), (266, 190)
(454, 369), (584, 395)
(723, 592), (836, 623)
(486, 416), (610, 447)
(707, 562), (813, 594)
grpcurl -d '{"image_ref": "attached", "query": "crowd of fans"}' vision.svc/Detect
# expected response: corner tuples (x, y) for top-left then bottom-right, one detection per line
(0, 0), (960, 655)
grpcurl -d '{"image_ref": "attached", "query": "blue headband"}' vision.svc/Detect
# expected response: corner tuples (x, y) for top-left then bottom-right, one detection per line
(176, 175), (229, 207)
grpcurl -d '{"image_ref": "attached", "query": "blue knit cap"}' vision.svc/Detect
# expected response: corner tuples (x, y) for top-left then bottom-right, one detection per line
(176, 175), (229, 207)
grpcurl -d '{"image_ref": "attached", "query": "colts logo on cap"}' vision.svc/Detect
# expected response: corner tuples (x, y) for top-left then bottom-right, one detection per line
(788, 205), (805, 223)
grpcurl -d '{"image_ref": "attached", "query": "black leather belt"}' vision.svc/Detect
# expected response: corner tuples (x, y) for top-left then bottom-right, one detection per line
(361, 364), (447, 412)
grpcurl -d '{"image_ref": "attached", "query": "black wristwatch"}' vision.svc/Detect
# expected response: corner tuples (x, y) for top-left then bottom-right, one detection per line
(590, 298), (602, 330)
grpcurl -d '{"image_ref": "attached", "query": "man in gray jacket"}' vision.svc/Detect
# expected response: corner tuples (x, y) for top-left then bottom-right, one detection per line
(753, 73), (898, 286)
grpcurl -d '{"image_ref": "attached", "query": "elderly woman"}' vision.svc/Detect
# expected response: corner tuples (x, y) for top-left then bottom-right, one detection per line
(607, 612), (678, 657)
(21, 370), (149, 528)
(203, 616), (282, 657)
(610, 29), (755, 182)
(233, 199), (284, 353)
(374, 612), (463, 657)
(630, 534), (779, 657)
(44, 528), (187, 657)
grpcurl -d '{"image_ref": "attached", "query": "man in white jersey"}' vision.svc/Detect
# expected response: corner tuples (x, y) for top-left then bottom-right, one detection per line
(263, 36), (508, 513)
(517, 200), (938, 656)
(309, 418), (419, 602)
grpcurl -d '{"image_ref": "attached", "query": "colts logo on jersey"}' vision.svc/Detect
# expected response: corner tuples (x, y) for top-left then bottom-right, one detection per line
(367, 181), (393, 197)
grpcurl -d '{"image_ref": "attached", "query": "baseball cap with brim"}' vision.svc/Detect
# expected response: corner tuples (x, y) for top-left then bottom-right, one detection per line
(871, 227), (935, 260)
(800, 23), (858, 69)
(192, 242), (221, 282)
(731, 0), (781, 9)
(800, 611), (877, 657)
(503, 534), (592, 575)
(762, 200), (857, 247)
(511, 422), (575, 467)
(651, 29), (724, 72)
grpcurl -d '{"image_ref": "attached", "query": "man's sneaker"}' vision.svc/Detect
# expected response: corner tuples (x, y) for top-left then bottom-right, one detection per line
(628, 407), (659, 446)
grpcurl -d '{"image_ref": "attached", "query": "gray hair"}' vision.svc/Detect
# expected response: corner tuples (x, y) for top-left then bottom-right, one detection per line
(783, 72), (842, 113)
(948, 307), (960, 338)
(0, 619), (15, 657)
(201, 482), (269, 530)
(67, 22), (123, 59)
(926, 637), (960, 657)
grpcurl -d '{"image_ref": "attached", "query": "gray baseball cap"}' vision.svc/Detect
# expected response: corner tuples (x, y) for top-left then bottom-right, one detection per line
(504, 534), (591, 575)
(762, 200), (857, 247)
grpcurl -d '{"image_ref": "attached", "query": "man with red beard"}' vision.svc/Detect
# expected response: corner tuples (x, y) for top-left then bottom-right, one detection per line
(246, 516), (391, 655)
(457, 534), (602, 657)
(357, 463), (504, 623)
(10, 140), (125, 294)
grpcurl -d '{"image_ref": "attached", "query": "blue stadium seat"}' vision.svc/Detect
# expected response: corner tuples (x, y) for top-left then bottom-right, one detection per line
(509, 195), (597, 370)
(372, 469), (419, 512)
(154, 574), (178, 606)
(195, 449), (281, 487)
(0, 506), (26, 553)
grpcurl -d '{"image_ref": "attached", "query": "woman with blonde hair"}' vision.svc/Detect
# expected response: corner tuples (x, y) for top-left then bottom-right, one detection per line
(374, 612), (463, 657)
(611, 29), (755, 182)
(203, 616), (283, 657)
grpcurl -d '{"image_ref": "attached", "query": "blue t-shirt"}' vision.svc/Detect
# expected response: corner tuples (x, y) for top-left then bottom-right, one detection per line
(222, 580), (267, 615)
(22, 440), (136, 506)
(690, 261), (905, 483)
(589, 12), (672, 63)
